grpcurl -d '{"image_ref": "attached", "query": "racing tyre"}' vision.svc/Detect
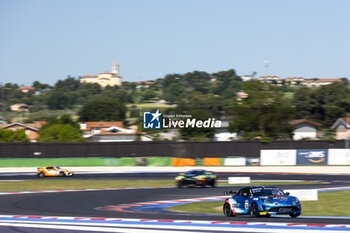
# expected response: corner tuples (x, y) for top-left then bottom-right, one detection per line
(177, 181), (183, 188)
(223, 203), (235, 217)
(38, 172), (45, 178)
(250, 203), (260, 217)
(59, 171), (65, 177)
(210, 180), (216, 187)
(289, 213), (300, 218)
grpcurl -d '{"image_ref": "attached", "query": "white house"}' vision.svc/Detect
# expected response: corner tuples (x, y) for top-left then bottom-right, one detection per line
(289, 119), (321, 140)
(80, 122), (138, 142)
(213, 119), (238, 141)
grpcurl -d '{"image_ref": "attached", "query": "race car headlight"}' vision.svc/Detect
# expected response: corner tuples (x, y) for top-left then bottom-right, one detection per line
(263, 199), (271, 204)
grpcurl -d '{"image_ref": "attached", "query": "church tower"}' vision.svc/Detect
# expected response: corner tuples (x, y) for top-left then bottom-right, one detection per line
(112, 61), (119, 75)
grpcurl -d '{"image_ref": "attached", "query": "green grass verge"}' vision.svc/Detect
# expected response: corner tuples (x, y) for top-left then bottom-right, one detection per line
(166, 190), (350, 216)
(0, 180), (174, 192)
(0, 180), (322, 192)
(0, 158), (135, 167)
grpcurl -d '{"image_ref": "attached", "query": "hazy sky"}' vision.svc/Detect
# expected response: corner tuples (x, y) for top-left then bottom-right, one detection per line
(1, 0), (349, 85)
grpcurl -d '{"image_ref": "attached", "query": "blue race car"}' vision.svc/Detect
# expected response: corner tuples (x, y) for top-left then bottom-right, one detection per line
(223, 186), (301, 218)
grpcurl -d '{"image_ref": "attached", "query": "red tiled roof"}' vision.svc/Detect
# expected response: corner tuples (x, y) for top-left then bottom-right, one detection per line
(17, 86), (36, 90)
(317, 79), (342, 82)
(2, 123), (39, 131)
(289, 119), (322, 127)
(81, 122), (124, 130)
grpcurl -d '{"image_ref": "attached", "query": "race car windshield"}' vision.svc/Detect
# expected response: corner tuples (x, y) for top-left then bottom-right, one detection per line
(251, 188), (284, 196)
(55, 166), (61, 169)
(186, 170), (205, 175)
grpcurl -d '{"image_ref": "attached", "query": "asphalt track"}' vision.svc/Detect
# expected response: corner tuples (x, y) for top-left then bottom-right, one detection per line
(2, 171), (350, 183)
(0, 172), (350, 232)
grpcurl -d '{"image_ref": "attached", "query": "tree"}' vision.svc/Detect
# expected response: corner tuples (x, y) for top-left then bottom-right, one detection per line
(212, 69), (242, 99)
(54, 76), (80, 91)
(175, 94), (226, 118)
(0, 129), (29, 142)
(163, 82), (184, 103)
(32, 81), (51, 90)
(41, 115), (80, 129)
(78, 98), (126, 122)
(293, 82), (350, 126)
(228, 81), (294, 140)
(46, 91), (73, 110)
(38, 124), (84, 142)
(180, 109), (215, 140)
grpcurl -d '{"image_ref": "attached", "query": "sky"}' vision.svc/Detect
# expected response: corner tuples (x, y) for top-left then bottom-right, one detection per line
(0, 0), (350, 86)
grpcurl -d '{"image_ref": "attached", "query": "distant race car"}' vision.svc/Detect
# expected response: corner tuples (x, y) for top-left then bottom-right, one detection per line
(37, 166), (73, 178)
(223, 186), (301, 218)
(175, 169), (217, 188)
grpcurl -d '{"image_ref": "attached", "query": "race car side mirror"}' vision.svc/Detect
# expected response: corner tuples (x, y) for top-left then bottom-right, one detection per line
(286, 192), (290, 196)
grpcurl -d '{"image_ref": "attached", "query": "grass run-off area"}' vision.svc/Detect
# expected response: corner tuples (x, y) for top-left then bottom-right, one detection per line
(0, 180), (323, 192)
(166, 190), (350, 217)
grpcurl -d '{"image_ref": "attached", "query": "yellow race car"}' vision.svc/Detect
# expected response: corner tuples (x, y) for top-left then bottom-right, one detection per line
(37, 166), (73, 178)
(175, 169), (217, 188)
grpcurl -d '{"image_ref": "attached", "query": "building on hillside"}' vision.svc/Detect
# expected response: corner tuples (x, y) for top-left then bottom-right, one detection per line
(80, 121), (140, 142)
(331, 117), (350, 140)
(259, 76), (342, 87)
(80, 62), (122, 87)
(259, 76), (284, 85)
(210, 76), (217, 82)
(0, 122), (46, 142)
(236, 91), (248, 100)
(303, 79), (342, 87)
(289, 119), (321, 140)
(285, 77), (304, 86)
(135, 81), (155, 89)
(10, 103), (29, 112)
(17, 86), (36, 93)
(240, 75), (253, 82)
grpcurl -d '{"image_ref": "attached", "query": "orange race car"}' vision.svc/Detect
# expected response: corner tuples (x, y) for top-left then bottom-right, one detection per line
(37, 166), (73, 178)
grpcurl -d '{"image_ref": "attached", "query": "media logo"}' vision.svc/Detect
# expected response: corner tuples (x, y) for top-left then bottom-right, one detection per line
(143, 109), (162, 129)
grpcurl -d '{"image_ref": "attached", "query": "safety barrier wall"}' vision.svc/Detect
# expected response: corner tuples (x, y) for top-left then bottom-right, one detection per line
(261, 148), (350, 165)
(0, 140), (346, 158)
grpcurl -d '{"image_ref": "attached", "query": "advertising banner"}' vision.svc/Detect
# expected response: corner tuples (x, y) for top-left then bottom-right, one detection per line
(260, 150), (297, 165)
(284, 189), (318, 201)
(296, 149), (328, 165)
(246, 158), (260, 166)
(328, 149), (350, 165)
(228, 177), (251, 184)
(224, 157), (246, 166)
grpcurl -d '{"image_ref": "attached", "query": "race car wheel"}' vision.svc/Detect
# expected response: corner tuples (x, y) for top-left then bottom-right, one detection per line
(289, 213), (300, 218)
(210, 180), (216, 187)
(223, 203), (235, 217)
(250, 203), (260, 217)
(59, 171), (65, 177)
(177, 181), (183, 188)
(38, 172), (45, 178)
